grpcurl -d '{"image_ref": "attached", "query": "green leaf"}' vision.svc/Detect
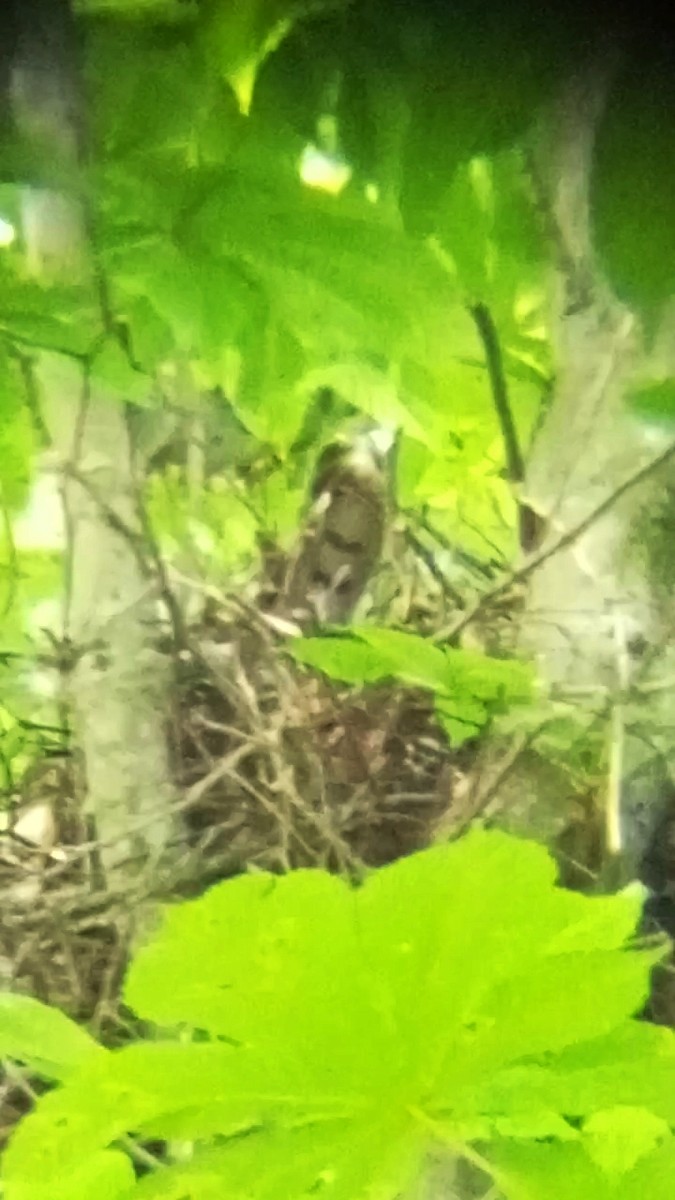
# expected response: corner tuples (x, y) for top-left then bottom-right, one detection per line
(583, 1106), (670, 1177)
(464, 946), (660, 1072)
(434, 695), (490, 746)
(0, 993), (105, 1082)
(125, 828), (656, 1106)
(0, 278), (99, 357)
(3, 832), (665, 1200)
(2, 1146), (136, 1200)
(132, 1121), (422, 1200)
(351, 627), (454, 691)
(621, 1137), (675, 1200)
(299, 361), (433, 445)
(200, 0), (350, 116)
(84, 25), (213, 164)
(90, 338), (150, 403)
(486, 1134), (675, 1200)
(290, 633), (395, 685)
(435, 158), (494, 299)
(483, 1140), (616, 1200)
(250, 469), (305, 541)
(594, 66), (675, 319)
(182, 166), (454, 368)
(120, 295), (174, 374)
(238, 312), (308, 450)
(104, 241), (259, 367)
(290, 628), (450, 691)
(465, 1021), (675, 1127)
(627, 380), (675, 425)
(290, 630), (533, 745)
(544, 883), (648, 954)
(0, 346), (33, 511)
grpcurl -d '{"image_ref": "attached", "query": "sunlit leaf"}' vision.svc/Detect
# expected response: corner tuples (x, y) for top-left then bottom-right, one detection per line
(583, 1106), (669, 1177)
(90, 338), (150, 403)
(200, 0), (350, 116)
(0, 993), (105, 1083)
(2, 831), (667, 1200)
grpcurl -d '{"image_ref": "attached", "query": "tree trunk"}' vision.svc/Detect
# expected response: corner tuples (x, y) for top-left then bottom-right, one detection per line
(10, 0), (180, 890)
(447, 51), (675, 892)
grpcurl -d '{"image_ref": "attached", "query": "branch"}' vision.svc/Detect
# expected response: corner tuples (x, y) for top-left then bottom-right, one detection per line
(469, 301), (544, 553)
(470, 303), (524, 483)
(433, 434), (675, 645)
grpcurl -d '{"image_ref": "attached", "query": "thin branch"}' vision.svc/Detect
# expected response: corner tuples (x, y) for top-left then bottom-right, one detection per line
(433, 434), (675, 645)
(58, 461), (152, 579)
(10, 346), (52, 447)
(469, 302), (524, 483)
(469, 301), (544, 553)
(404, 525), (465, 608)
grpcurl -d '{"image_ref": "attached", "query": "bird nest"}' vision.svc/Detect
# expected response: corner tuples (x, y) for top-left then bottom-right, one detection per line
(170, 597), (457, 883)
(0, 566), (478, 1069)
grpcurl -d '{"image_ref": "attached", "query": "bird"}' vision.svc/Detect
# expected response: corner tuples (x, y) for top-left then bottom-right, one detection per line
(280, 424), (394, 627)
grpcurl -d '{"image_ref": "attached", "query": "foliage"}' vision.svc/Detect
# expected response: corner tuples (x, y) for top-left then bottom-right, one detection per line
(627, 379), (675, 426)
(290, 626), (534, 744)
(593, 52), (675, 325)
(0, 0), (559, 571)
(0, 345), (33, 513)
(0, 829), (672, 1199)
(1, 7), (673, 1194)
(0, 994), (104, 1084)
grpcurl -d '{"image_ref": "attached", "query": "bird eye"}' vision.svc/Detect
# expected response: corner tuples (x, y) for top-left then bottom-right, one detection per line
(310, 570), (332, 589)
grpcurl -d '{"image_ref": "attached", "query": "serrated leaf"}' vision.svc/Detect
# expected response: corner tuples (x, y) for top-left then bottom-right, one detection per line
(467, 1022), (675, 1127)
(354, 627), (454, 691)
(465, 947), (661, 1074)
(0, 993), (105, 1082)
(134, 1119), (421, 1200)
(583, 1106), (669, 1177)
(183, 166), (454, 367)
(544, 885), (647, 954)
(290, 630), (533, 745)
(4, 832), (666, 1200)
(483, 1140), (615, 1200)
(3, 1146), (135, 1200)
(290, 634), (400, 685)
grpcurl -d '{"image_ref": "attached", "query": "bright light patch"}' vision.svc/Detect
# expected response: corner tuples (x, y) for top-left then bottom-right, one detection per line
(26, 598), (63, 640)
(188, 520), (215, 556)
(300, 144), (352, 195)
(366, 425), (396, 455)
(27, 670), (60, 701)
(14, 476), (65, 550)
(0, 216), (16, 247)
(365, 182), (380, 204)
